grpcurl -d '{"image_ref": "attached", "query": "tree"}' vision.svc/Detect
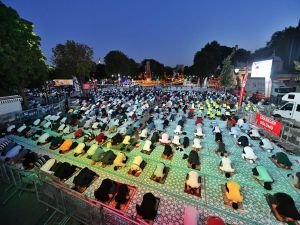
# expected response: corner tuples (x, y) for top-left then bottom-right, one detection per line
(183, 66), (194, 77)
(52, 40), (94, 84)
(252, 23), (300, 72)
(93, 63), (107, 80)
(104, 50), (130, 76)
(232, 48), (251, 66)
(129, 58), (139, 78)
(164, 66), (174, 77)
(193, 41), (232, 77)
(0, 2), (47, 107)
(220, 56), (234, 87)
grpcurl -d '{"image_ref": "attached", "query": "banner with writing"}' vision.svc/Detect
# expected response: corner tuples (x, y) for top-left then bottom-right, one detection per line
(255, 113), (282, 137)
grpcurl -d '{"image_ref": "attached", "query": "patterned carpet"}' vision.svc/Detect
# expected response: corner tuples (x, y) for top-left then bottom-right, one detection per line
(10, 109), (300, 225)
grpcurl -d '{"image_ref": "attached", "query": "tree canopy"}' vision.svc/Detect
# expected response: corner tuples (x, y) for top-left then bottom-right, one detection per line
(232, 48), (251, 66)
(52, 40), (94, 83)
(193, 41), (232, 77)
(0, 2), (47, 99)
(252, 22), (300, 72)
(104, 50), (131, 76)
(220, 56), (234, 87)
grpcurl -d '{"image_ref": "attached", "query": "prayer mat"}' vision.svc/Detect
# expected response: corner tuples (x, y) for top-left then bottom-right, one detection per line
(141, 149), (154, 155)
(161, 152), (174, 161)
(128, 161), (147, 177)
(136, 197), (160, 224)
(150, 167), (170, 184)
(71, 175), (99, 193)
(108, 184), (137, 213)
(184, 176), (202, 198)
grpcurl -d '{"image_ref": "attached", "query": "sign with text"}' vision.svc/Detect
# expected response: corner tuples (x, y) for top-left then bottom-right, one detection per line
(53, 79), (73, 86)
(255, 113), (282, 137)
(82, 83), (91, 90)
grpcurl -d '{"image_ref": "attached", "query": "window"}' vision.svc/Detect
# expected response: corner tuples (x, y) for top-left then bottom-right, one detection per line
(297, 104), (300, 112)
(281, 103), (293, 111)
(288, 94), (295, 99)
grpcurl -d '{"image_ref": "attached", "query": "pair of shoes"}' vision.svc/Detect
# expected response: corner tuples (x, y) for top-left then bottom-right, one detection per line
(176, 147), (179, 150)
(179, 148), (183, 152)
(182, 154), (188, 160)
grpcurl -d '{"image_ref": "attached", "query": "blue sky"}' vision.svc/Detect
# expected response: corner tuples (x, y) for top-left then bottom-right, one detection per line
(3, 0), (300, 66)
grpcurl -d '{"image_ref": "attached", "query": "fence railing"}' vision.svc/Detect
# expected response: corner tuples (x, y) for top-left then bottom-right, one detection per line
(36, 171), (142, 225)
(244, 111), (300, 155)
(0, 162), (142, 225)
(0, 100), (66, 126)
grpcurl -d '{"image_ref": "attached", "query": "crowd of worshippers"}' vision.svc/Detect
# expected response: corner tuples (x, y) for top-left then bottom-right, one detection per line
(2, 87), (300, 224)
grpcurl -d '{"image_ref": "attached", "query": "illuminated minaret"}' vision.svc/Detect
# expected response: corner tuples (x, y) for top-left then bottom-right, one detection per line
(145, 61), (151, 80)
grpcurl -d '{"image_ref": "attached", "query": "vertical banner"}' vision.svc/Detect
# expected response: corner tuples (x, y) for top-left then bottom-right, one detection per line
(238, 73), (249, 107)
(82, 83), (91, 90)
(255, 113), (282, 137)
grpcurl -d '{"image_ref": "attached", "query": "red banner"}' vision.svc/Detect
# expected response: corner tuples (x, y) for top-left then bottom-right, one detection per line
(238, 73), (249, 107)
(255, 113), (282, 137)
(82, 83), (91, 90)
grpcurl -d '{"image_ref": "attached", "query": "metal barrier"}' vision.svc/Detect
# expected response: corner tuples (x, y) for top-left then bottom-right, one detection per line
(0, 160), (12, 185)
(0, 162), (36, 204)
(35, 170), (141, 225)
(0, 100), (66, 127)
(244, 111), (300, 155)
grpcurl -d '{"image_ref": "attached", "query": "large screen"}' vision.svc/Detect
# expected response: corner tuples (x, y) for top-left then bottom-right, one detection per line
(251, 60), (273, 78)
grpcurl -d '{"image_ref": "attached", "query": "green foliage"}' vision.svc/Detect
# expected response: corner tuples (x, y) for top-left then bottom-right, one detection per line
(104, 50), (131, 76)
(129, 58), (138, 78)
(232, 49), (251, 66)
(220, 56), (234, 87)
(164, 66), (174, 77)
(252, 23), (300, 72)
(0, 2), (47, 97)
(193, 41), (232, 77)
(93, 63), (108, 79)
(183, 66), (193, 76)
(52, 40), (94, 83)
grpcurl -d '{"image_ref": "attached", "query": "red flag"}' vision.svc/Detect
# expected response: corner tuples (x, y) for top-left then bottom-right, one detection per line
(238, 73), (249, 107)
